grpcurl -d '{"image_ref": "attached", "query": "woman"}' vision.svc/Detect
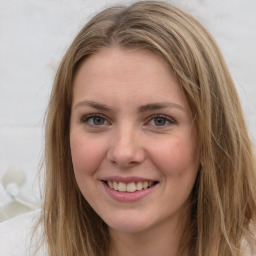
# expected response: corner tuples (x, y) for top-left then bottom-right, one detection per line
(1, 1), (256, 256)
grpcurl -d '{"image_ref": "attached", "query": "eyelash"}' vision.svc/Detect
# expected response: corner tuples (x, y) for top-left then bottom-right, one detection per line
(81, 114), (176, 128)
(81, 114), (109, 127)
(146, 114), (176, 128)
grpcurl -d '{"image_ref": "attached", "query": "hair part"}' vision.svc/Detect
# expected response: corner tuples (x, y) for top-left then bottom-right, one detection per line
(40, 1), (256, 256)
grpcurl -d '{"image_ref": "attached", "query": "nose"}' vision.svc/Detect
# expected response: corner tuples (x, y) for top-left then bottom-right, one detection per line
(107, 125), (146, 167)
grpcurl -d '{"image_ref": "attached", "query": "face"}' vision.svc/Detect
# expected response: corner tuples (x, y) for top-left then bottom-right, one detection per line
(70, 47), (199, 235)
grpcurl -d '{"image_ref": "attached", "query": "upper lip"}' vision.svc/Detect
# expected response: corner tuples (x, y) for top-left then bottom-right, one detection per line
(101, 176), (158, 184)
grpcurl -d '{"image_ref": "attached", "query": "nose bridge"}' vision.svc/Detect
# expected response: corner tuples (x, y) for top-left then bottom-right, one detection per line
(107, 121), (145, 166)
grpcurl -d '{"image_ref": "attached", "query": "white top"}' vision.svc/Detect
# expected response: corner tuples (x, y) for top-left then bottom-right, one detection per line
(0, 209), (46, 256)
(0, 210), (254, 256)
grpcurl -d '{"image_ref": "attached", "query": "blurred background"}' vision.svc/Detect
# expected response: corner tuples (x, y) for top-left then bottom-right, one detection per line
(0, 0), (255, 221)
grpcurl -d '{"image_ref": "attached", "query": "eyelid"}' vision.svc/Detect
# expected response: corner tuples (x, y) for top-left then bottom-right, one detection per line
(81, 113), (111, 126)
(80, 113), (176, 128)
(146, 114), (176, 127)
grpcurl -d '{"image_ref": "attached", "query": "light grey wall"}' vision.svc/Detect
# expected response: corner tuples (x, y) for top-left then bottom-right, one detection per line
(0, 0), (255, 207)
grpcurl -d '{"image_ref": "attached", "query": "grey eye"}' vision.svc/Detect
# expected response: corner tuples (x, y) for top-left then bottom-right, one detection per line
(91, 116), (105, 125)
(153, 117), (168, 126)
(83, 115), (108, 126)
(147, 114), (175, 128)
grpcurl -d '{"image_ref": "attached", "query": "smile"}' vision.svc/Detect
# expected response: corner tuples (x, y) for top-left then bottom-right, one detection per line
(105, 180), (158, 193)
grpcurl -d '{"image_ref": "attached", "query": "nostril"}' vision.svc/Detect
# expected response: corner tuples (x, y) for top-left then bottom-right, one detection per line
(107, 147), (146, 167)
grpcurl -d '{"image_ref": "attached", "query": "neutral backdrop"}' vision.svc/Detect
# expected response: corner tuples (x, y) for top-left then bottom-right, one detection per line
(0, 0), (255, 206)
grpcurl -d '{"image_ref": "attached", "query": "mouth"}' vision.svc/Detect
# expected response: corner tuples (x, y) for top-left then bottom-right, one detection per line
(103, 180), (159, 193)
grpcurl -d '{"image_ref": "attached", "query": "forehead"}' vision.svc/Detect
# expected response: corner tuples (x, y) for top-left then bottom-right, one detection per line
(72, 47), (188, 109)
(75, 47), (169, 82)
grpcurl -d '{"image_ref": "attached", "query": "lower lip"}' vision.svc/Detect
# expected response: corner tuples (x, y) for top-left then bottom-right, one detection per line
(102, 182), (157, 202)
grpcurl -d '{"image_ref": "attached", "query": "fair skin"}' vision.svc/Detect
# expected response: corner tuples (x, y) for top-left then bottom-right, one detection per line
(70, 47), (199, 256)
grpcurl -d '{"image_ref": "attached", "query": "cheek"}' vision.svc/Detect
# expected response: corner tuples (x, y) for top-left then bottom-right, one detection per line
(70, 132), (107, 176)
(149, 134), (198, 176)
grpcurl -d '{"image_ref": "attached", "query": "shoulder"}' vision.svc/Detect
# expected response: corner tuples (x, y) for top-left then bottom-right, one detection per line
(242, 226), (256, 256)
(0, 209), (46, 256)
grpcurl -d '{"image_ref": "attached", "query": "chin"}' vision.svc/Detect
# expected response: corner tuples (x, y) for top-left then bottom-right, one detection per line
(106, 214), (154, 234)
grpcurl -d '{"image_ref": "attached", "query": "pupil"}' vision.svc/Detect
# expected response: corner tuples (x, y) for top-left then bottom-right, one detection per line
(93, 117), (104, 125)
(155, 118), (166, 126)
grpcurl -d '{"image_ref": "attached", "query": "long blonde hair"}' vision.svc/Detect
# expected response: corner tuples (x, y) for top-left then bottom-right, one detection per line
(41, 1), (256, 255)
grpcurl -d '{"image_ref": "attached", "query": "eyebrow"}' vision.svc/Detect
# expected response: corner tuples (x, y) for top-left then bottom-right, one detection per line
(138, 102), (185, 112)
(73, 100), (185, 112)
(74, 100), (111, 111)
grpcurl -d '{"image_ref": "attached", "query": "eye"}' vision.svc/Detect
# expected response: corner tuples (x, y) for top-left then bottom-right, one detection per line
(147, 115), (175, 128)
(82, 114), (109, 127)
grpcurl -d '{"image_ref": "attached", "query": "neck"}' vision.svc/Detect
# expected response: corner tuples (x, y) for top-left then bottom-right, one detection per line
(108, 210), (190, 256)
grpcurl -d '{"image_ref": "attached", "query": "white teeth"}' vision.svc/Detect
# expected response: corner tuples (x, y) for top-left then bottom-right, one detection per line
(143, 181), (149, 189)
(136, 181), (143, 191)
(118, 182), (126, 192)
(107, 181), (113, 189)
(113, 181), (118, 190)
(106, 180), (156, 192)
(127, 182), (136, 193)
